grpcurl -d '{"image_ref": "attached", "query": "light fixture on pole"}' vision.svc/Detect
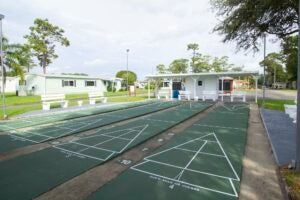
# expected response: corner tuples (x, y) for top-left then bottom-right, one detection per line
(126, 49), (130, 92)
(0, 14), (6, 119)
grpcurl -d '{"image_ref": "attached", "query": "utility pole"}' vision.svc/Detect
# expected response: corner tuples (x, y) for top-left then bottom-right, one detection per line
(0, 14), (6, 119)
(295, 0), (300, 170)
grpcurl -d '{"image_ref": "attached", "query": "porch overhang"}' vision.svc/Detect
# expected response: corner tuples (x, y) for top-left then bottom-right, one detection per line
(145, 71), (259, 80)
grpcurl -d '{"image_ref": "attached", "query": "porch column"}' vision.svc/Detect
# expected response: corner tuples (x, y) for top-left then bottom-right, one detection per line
(155, 79), (158, 98)
(148, 79), (150, 100)
(221, 77), (224, 101)
(193, 78), (197, 99)
(255, 76), (258, 103)
(169, 79), (173, 100)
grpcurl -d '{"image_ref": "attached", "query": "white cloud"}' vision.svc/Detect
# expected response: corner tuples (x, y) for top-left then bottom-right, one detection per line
(0, 0), (281, 79)
(83, 58), (108, 67)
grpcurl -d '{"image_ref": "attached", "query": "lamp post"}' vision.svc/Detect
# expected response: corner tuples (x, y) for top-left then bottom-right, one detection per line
(126, 49), (130, 93)
(0, 14), (6, 119)
(262, 33), (267, 108)
(295, 0), (300, 170)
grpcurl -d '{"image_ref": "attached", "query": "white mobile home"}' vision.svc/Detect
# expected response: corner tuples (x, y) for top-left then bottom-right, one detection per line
(0, 77), (19, 93)
(16, 74), (108, 96)
(146, 71), (259, 102)
(99, 76), (123, 92)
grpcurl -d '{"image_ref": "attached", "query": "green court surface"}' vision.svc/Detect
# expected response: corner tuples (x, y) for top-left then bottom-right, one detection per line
(0, 102), (211, 200)
(0, 101), (180, 153)
(0, 101), (154, 132)
(87, 103), (249, 200)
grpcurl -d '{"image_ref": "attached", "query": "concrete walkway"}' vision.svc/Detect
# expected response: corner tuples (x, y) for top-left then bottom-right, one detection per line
(239, 104), (285, 200)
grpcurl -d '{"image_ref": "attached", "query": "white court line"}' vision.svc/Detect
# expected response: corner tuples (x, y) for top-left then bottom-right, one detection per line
(11, 118), (103, 143)
(194, 124), (246, 131)
(77, 125), (147, 140)
(145, 118), (175, 123)
(9, 134), (41, 144)
(213, 133), (240, 181)
(54, 124), (148, 161)
(12, 130), (54, 139)
(212, 111), (246, 115)
(175, 147), (225, 158)
(69, 141), (116, 153)
(118, 124), (149, 153)
(131, 132), (240, 197)
(144, 133), (213, 160)
(100, 134), (132, 141)
(143, 158), (238, 182)
(229, 178), (238, 197)
(76, 130), (138, 154)
(131, 164), (237, 197)
(52, 146), (108, 161)
(174, 140), (206, 180)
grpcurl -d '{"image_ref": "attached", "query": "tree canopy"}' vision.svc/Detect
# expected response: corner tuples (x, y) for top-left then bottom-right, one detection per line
(187, 43), (199, 71)
(116, 70), (137, 86)
(1, 37), (34, 81)
(211, 0), (299, 51)
(155, 43), (243, 75)
(259, 52), (287, 83)
(24, 18), (70, 74)
(168, 59), (189, 74)
(156, 64), (167, 74)
(281, 36), (297, 80)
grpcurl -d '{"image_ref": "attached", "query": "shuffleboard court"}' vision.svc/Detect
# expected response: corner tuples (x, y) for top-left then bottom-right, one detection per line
(0, 102), (211, 200)
(0, 101), (180, 153)
(87, 102), (249, 200)
(0, 101), (154, 132)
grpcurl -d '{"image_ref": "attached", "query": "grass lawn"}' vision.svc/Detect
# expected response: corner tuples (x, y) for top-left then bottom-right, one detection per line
(0, 96), (149, 119)
(108, 96), (148, 102)
(258, 99), (295, 112)
(235, 88), (259, 93)
(281, 167), (300, 199)
(104, 88), (151, 97)
(0, 89), (151, 107)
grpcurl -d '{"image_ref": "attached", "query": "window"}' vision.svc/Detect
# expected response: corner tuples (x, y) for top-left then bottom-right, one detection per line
(85, 80), (97, 87)
(62, 80), (76, 87)
(198, 81), (203, 86)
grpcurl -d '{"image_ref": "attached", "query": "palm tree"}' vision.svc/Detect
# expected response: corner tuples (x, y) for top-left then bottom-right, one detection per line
(1, 37), (34, 81)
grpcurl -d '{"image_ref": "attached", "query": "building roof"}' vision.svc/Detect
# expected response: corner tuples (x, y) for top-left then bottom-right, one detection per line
(146, 71), (259, 79)
(28, 73), (122, 81)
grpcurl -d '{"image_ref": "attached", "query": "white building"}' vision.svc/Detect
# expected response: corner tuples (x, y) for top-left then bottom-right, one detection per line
(0, 77), (19, 93)
(146, 71), (259, 102)
(16, 74), (109, 96)
(99, 76), (123, 92)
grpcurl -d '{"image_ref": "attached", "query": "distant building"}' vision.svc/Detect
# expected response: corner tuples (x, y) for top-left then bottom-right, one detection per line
(0, 76), (19, 93)
(15, 74), (122, 96)
(146, 71), (259, 100)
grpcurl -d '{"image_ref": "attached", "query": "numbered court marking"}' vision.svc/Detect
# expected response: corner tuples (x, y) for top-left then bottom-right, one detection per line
(130, 132), (240, 197)
(8, 118), (104, 143)
(53, 124), (149, 161)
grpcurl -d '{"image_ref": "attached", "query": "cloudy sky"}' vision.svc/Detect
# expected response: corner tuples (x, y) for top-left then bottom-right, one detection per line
(1, 0), (280, 80)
